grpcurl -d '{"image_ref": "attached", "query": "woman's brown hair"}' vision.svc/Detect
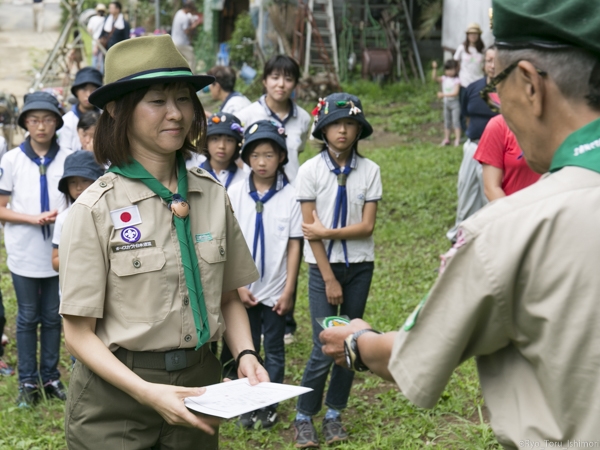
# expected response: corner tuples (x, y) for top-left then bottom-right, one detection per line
(93, 82), (207, 166)
(462, 33), (485, 54)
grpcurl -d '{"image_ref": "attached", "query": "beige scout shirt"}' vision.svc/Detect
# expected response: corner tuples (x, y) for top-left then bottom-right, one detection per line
(59, 167), (259, 353)
(388, 166), (600, 449)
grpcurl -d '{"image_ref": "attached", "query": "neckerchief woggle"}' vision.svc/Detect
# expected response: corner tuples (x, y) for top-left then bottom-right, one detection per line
(108, 152), (209, 349)
(249, 172), (287, 280)
(549, 117), (600, 174)
(321, 150), (358, 267)
(200, 160), (238, 190)
(19, 137), (60, 239)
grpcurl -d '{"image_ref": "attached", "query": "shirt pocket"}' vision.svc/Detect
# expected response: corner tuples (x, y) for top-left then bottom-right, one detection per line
(348, 186), (367, 207)
(195, 238), (227, 314)
(273, 217), (290, 239)
(109, 247), (169, 323)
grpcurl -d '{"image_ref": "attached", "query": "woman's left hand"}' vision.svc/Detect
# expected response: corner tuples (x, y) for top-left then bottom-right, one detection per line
(302, 210), (329, 240)
(237, 354), (270, 386)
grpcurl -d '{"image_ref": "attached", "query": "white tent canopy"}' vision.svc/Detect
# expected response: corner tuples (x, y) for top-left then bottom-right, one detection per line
(442, 0), (493, 53)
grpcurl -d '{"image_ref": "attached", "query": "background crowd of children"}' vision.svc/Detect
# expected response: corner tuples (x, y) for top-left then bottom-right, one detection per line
(0, 53), (382, 449)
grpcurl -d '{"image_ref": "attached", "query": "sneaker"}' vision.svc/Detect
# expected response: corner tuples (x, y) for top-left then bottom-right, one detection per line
(293, 418), (319, 448)
(1, 334), (8, 346)
(44, 380), (67, 401)
(284, 333), (295, 345)
(322, 416), (348, 445)
(256, 405), (278, 429)
(237, 410), (259, 429)
(16, 383), (40, 408)
(0, 358), (14, 376)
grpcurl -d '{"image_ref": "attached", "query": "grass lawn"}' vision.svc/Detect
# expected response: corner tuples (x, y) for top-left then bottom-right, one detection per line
(0, 80), (502, 449)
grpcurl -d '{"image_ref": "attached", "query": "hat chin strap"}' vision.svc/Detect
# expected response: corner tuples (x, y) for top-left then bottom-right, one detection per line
(323, 126), (362, 159)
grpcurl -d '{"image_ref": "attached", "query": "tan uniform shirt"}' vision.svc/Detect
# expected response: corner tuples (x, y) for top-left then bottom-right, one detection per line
(59, 167), (259, 352)
(388, 166), (600, 448)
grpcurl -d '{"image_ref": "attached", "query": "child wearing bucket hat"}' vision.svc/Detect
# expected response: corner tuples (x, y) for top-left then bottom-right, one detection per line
(58, 35), (268, 449)
(0, 91), (70, 407)
(58, 67), (103, 154)
(292, 93), (382, 447)
(51, 151), (105, 271)
(200, 112), (245, 190)
(227, 120), (302, 429)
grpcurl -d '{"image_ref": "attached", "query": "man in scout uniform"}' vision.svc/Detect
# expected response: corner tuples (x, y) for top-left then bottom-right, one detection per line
(319, 0), (600, 448)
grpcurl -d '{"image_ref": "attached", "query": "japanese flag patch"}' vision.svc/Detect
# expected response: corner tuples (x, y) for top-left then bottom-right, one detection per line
(110, 205), (142, 230)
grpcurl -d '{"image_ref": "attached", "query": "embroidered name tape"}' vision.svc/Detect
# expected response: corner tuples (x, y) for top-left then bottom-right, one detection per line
(110, 205), (142, 230)
(112, 240), (156, 252)
(195, 233), (213, 243)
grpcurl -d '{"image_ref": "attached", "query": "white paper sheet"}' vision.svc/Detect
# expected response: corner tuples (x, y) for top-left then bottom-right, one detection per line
(184, 378), (313, 419)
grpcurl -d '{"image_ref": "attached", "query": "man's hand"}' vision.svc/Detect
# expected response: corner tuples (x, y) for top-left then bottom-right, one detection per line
(320, 318), (372, 367)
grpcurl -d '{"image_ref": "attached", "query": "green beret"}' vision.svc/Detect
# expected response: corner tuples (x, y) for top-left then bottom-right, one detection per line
(492, 0), (600, 57)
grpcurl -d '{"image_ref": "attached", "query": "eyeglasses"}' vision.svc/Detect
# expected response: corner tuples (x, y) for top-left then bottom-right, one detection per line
(480, 60), (547, 113)
(25, 117), (57, 127)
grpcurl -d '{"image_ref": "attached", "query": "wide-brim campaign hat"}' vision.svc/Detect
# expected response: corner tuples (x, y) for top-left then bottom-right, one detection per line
(58, 150), (105, 194)
(241, 120), (289, 166)
(207, 112), (244, 142)
(89, 35), (214, 109)
(18, 91), (64, 130)
(466, 23), (482, 34)
(71, 67), (103, 96)
(311, 92), (373, 141)
(492, 0), (600, 56)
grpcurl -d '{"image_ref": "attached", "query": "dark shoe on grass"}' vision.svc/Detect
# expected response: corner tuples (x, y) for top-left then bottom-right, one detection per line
(256, 405), (278, 429)
(294, 418), (319, 448)
(238, 410), (259, 429)
(44, 380), (67, 401)
(16, 383), (40, 408)
(322, 416), (348, 445)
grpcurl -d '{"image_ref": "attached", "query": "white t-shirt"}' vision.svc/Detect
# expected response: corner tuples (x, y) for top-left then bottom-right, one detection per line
(295, 150), (382, 265)
(235, 95), (311, 183)
(204, 165), (245, 190)
(57, 108), (81, 154)
(454, 44), (484, 88)
(87, 14), (105, 40)
(171, 9), (192, 47)
(0, 145), (68, 277)
(441, 75), (460, 98)
(221, 93), (251, 115)
(228, 173), (302, 307)
(52, 204), (71, 248)
(185, 153), (207, 170)
(0, 136), (7, 161)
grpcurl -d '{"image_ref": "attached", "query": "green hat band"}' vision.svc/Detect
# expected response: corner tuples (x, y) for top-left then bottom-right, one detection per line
(122, 68), (194, 82)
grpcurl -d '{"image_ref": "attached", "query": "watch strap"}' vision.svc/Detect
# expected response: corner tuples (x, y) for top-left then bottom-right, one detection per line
(344, 328), (381, 372)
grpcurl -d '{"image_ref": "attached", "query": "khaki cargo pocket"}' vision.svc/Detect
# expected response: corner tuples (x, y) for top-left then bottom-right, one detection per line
(195, 238), (227, 315)
(109, 247), (169, 322)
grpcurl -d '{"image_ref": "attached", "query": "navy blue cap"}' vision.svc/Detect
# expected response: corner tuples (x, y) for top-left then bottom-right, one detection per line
(71, 67), (103, 96)
(206, 112), (244, 142)
(311, 92), (372, 141)
(18, 91), (64, 130)
(58, 151), (105, 194)
(241, 120), (288, 166)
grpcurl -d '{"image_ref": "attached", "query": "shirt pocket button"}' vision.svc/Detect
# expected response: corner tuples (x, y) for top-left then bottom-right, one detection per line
(132, 259), (141, 268)
(219, 246), (225, 256)
(183, 297), (190, 306)
(184, 334), (192, 342)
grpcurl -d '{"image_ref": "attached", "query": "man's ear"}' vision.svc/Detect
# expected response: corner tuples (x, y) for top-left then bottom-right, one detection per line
(104, 101), (116, 118)
(517, 60), (546, 118)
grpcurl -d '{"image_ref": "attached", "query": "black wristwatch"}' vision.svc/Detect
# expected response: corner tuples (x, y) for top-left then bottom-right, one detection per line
(343, 329), (381, 372)
(236, 349), (264, 367)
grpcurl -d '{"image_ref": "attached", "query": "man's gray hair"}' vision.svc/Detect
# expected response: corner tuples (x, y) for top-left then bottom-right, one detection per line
(496, 47), (600, 110)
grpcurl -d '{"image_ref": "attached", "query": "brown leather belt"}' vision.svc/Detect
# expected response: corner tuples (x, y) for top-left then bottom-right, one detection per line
(114, 345), (208, 372)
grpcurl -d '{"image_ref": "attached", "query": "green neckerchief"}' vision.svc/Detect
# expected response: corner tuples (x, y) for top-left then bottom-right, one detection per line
(549, 117), (600, 174)
(108, 152), (209, 349)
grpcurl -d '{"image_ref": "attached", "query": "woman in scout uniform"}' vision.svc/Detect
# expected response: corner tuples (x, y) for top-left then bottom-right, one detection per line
(293, 93), (382, 447)
(58, 35), (268, 450)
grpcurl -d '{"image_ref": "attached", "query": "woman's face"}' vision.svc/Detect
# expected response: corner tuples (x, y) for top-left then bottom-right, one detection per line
(484, 49), (496, 80)
(467, 32), (480, 44)
(128, 85), (194, 158)
(262, 71), (296, 103)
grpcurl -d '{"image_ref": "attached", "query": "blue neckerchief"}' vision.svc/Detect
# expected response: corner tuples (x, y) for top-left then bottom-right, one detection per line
(258, 94), (297, 126)
(19, 137), (60, 239)
(321, 149), (358, 267)
(200, 160), (238, 190)
(71, 104), (81, 119)
(248, 172), (287, 280)
(219, 91), (242, 112)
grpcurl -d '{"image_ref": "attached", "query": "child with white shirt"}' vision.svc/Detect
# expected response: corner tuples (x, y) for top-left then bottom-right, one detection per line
(228, 120), (302, 430)
(0, 92), (70, 407)
(293, 93), (382, 447)
(200, 113), (245, 190)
